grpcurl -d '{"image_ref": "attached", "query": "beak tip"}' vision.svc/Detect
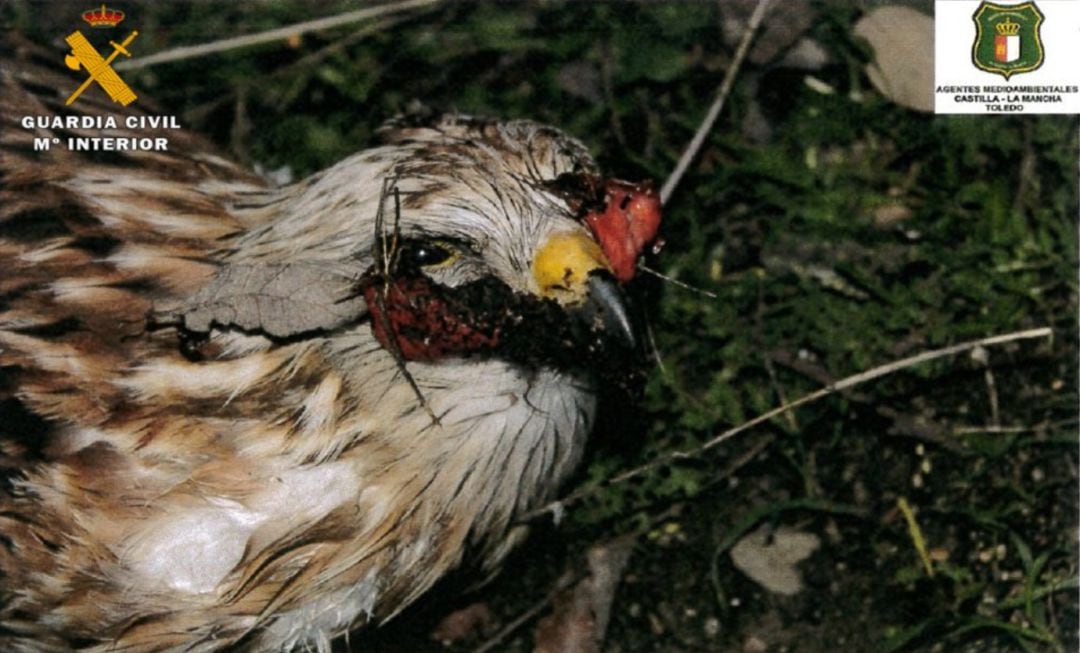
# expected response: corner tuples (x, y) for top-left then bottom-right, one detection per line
(584, 273), (637, 351)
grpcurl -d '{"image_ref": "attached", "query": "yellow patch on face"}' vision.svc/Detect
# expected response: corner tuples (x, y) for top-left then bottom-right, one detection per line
(532, 231), (611, 303)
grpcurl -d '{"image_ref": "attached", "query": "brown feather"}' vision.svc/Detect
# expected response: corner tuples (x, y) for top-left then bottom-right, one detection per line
(1, 34), (619, 653)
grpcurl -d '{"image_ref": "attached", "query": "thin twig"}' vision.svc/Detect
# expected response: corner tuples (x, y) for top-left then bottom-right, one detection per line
(971, 345), (1002, 428)
(525, 327), (1053, 521)
(659, 0), (773, 205)
(952, 419), (1077, 435)
(637, 264), (718, 298)
(643, 318), (669, 378)
(115, 0), (441, 71)
(371, 179), (439, 426)
(953, 424), (1034, 435)
(184, 17), (404, 126)
(769, 348), (971, 454)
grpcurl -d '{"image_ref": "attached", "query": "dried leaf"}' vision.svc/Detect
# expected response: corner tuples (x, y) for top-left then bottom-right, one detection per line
(730, 526), (820, 596)
(854, 6), (935, 112)
(178, 263), (367, 338)
(431, 602), (498, 646)
(534, 535), (635, 653)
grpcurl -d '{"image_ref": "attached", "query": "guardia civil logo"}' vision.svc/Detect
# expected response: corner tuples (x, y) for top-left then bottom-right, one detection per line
(64, 5), (138, 106)
(972, 1), (1045, 80)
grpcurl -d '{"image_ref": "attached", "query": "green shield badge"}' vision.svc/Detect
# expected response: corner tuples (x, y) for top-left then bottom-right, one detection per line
(972, 1), (1045, 80)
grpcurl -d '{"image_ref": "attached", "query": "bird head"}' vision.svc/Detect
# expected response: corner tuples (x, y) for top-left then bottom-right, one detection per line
(186, 114), (661, 373)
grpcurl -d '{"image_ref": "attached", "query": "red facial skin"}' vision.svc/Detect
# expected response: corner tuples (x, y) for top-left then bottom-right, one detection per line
(365, 176), (662, 361)
(583, 180), (662, 282)
(364, 277), (501, 362)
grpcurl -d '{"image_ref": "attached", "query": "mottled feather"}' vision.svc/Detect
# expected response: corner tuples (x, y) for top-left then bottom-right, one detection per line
(1, 36), (616, 653)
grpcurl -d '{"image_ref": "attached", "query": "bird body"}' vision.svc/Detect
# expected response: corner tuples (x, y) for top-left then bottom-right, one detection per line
(0, 40), (656, 652)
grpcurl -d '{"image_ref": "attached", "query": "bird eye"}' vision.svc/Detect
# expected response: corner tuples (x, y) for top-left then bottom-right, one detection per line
(400, 241), (457, 269)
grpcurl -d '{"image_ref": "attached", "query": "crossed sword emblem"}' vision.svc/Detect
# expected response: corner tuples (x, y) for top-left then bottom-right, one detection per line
(64, 30), (138, 106)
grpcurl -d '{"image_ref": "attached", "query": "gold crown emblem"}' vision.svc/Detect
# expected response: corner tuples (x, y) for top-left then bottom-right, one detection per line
(81, 4), (125, 28)
(995, 17), (1020, 36)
